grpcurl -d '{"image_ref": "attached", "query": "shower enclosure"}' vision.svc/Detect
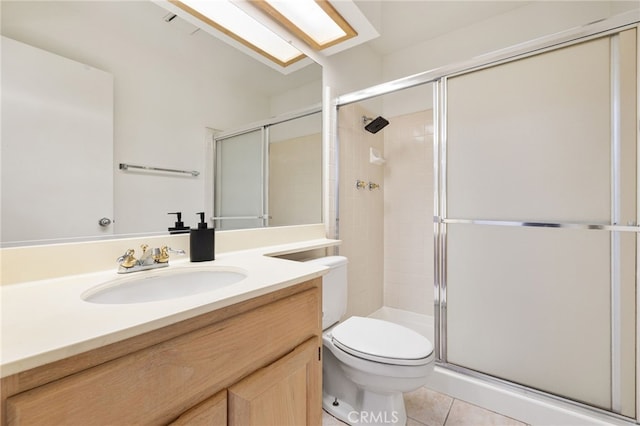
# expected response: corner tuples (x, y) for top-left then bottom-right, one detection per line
(435, 25), (637, 419)
(334, 11), (638, 423)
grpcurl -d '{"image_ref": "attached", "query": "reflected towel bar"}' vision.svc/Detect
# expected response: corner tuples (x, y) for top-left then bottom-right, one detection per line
(119, 163), (199, 177)
(212, 216), (266, 220)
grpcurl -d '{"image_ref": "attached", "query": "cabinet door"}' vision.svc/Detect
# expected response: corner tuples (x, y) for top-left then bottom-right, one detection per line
(228, 338), (321, 426)
(169, 391), (226, 426)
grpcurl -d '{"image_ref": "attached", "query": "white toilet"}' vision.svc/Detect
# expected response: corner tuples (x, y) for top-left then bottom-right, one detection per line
(308, 256), (434, 426)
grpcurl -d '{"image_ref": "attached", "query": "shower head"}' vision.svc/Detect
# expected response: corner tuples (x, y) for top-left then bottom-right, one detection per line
(363, 116), (389, 134)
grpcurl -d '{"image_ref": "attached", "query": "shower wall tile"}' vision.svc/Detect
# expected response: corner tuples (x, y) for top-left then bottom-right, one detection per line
(384, 110), (434, 316)
(338, 103), (385, 318)
(269, 133), (322, 227)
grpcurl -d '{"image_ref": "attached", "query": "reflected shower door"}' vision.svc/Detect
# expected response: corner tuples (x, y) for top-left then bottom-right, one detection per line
(214, 129), (265, 230)
(268, 112), (322, 227)
(439, 29), (637, 417)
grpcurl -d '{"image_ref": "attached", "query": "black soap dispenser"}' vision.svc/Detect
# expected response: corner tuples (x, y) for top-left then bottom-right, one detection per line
(168, 212), (190, 234)
(190, 212), (215, 262)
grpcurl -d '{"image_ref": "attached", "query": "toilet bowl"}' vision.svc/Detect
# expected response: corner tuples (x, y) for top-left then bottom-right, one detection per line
(307, 256), (434, 426)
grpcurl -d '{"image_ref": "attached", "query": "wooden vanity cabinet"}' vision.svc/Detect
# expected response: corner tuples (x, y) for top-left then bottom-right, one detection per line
(170, 390), (227, 425)
(228, 338), (320, 425)
(1, 278), (322, 425)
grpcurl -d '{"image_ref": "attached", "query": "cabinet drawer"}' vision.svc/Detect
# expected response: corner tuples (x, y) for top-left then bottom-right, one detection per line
(6, 287), (320, 425)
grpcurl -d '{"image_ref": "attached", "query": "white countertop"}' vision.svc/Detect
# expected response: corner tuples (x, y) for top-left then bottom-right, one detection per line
(1, 239), (337, 378)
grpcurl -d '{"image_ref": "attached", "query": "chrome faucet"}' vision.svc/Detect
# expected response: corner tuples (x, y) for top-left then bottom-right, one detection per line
(116, 244), (185, 274)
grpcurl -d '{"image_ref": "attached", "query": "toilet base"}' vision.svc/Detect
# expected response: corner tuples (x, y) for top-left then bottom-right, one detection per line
(322, 391), (407, 426)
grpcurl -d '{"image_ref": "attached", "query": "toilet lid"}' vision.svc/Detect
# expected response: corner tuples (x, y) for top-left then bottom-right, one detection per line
(331, 317), (433, 366)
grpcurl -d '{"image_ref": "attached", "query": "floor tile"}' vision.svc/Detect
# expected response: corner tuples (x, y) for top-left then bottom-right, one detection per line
(444, 400), (527, 426)
(322, 389), (529, 426)
(404, 387), (454, 426)
(407, 418), (428, 426)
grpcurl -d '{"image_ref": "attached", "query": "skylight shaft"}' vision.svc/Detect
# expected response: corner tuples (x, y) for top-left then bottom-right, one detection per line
(264, 0), (347, 45)
(178, 0), (303, 63)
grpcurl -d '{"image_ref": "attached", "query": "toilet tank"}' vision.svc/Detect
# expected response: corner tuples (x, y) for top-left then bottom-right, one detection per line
(306, 256), (348, 329)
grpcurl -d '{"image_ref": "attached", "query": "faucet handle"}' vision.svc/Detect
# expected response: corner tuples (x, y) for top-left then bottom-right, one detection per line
(117, 249), (138, 268)
(155, 246), (185, 263)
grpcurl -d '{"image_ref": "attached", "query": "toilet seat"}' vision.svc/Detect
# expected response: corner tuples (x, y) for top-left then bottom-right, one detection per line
(331, 317), (433, 366)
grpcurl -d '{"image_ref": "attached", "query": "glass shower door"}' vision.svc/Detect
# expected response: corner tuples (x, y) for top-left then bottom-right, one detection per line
(214, 129), (265, 230)
(438, 28), (637, 417)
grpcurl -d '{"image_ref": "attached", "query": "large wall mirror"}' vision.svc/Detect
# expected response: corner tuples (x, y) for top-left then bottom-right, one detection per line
(0, 0), (322, 247)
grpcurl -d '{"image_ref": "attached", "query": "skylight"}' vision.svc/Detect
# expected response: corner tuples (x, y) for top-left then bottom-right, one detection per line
(252, 0), (357, 50)
(171, 0), (306, 67)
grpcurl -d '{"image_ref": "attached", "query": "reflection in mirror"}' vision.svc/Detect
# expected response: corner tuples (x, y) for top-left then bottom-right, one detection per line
(214, 110), (322, 231)
(268, 112), (323, 227)
(214, 129), (264, 230)
(0, 0), (322, 247)
(1, 36), (115, 244)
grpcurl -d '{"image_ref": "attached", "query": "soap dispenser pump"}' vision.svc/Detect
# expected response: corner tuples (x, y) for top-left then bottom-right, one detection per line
(190, 212), (215, 262)
(168, 212), (190, 234)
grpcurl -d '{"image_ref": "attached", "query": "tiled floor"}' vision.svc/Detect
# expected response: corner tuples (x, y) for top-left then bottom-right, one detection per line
(322, 386), (529, 426)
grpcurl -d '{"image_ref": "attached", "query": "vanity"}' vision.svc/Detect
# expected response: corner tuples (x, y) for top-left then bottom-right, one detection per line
(0, 237), (336, 425)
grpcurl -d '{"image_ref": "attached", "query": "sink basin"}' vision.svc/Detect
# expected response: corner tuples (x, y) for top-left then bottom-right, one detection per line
(82, 269), (247, 304)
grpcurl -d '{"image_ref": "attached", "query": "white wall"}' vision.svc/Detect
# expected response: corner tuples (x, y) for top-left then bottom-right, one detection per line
(270, 80), (322, 116)
(1, 0), (321, 239)
(323, 43), (383, 99)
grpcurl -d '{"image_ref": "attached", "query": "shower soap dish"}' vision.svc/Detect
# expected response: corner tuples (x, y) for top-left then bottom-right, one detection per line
(369, 147), (386, 165)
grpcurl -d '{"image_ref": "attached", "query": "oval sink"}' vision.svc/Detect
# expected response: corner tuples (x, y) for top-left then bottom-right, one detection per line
(82, 269), (247, 304)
